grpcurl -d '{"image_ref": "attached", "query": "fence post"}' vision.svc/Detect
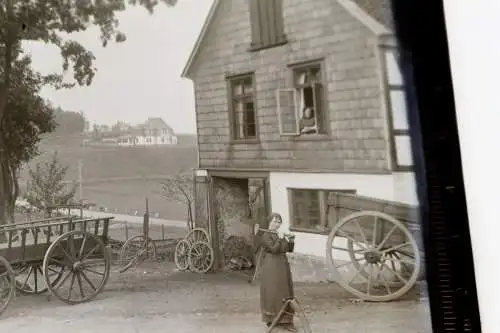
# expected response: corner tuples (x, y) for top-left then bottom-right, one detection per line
(125, 222), (129, 241)
(161, 224), (165, 240)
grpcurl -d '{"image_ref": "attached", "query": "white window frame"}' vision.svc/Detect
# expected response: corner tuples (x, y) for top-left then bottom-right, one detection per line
(381, 45), (414, 171)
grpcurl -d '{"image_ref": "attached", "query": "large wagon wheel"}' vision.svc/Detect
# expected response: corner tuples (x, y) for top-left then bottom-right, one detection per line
(174, 239), (191, 271)
(326, 211), (421, 302)
(185, 228), (210, 245)
(12, 262), (65, 295)
(0, 256), (15, 315)
(42, 230), (111, 305)
(118, 235), (156, 273)
(188, 241), (214, 274)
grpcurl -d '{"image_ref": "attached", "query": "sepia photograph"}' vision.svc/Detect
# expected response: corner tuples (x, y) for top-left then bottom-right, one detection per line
(0, 0), (431, 332)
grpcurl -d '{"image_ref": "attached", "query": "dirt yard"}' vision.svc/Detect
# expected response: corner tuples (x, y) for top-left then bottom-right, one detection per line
(1, 261), (432, 333)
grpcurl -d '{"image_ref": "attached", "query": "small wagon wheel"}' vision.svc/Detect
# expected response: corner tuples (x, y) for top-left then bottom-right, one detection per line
(185, 228), (210, 245)
(12, 262), (65, 295)
(326, 211), (421, 302)
(174, 239), (191, 271)
(0, 256), (15, 316)
(188, 241), (214, 274)
(42, 230), (111, 305)
(118, 235), (156, 273)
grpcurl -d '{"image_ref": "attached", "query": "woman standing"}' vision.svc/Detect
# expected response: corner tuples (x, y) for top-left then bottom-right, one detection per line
(259, 213), (296, 332)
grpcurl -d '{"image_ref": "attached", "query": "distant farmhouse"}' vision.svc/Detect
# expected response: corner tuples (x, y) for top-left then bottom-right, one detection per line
(84, 117), (178, 147)
(118, 117), (178, 146)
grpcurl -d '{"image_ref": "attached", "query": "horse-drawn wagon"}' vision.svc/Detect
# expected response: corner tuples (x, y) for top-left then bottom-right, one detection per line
(0, 215), (113, 315)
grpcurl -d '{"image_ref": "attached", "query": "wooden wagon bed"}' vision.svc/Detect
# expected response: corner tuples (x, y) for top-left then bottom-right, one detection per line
(0, 216), (113, 315)
(323, 192), (422, 302)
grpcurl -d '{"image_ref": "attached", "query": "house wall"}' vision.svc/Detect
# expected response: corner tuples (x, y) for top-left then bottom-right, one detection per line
(269, 171), (418, 258)
(191, 0), (390, 173)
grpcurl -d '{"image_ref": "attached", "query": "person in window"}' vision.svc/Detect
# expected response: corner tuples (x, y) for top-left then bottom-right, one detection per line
(299, 107), (317, 134)
(259, 213), (297, 332)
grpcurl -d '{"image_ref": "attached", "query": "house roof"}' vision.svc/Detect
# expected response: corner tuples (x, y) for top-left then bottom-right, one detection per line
(144, 117), (174, 132)
(122, 117), (175, 136)
(180, 0), (393, 78)
(349, 0), (395, 31)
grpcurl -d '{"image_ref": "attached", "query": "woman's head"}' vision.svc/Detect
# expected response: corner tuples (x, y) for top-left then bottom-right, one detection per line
(303, 107), (313, 119)
(268, 213), (283, 231)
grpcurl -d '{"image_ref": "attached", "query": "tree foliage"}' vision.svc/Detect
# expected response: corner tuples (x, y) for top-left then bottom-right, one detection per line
(53, 107), (86, 134)
(161, 171), (194, 230)
(25, 151), (76, 215)
(0, 0), (179, 223)
(1, 55), (56, 222)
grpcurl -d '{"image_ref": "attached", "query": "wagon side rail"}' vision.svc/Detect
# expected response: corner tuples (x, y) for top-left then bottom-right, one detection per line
(0, 217), (113, 264)
(319, 192), (421, 248)
(0, 216), (70, 232)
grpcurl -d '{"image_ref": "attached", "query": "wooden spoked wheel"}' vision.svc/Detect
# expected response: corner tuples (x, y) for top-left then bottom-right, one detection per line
(0, 256), (15, 316)
(118, 235), (156, 272)
(188, 241), (214, 274)
(326, 211), (421, 302)
(174, 239), (191, 271)
(42, 230), (111, 305)
(12, 262), (65, 295)
(185, 228), (210, 245)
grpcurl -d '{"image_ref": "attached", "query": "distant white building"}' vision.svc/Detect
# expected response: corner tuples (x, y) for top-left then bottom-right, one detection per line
(117, 117), (178, 147)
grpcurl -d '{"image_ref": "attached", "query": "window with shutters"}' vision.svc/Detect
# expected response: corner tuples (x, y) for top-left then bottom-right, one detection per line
(227, 73), (258, 141)
(248, 0), (287, 51)
(288, 188), (356, 233)
(381, 46), (414, 171)
(276, 63), (327, 136)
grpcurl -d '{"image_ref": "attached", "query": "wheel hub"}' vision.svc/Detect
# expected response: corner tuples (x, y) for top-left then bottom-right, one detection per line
(72, 261), (84, 271)
(364, 251), (382, 264)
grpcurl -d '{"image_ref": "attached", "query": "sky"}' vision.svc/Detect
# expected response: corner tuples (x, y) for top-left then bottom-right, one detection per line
(22, 0), (213, 134)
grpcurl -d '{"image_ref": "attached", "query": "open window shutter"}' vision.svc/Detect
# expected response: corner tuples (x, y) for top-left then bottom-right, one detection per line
(249, 0), (262, 48)
(276, 88), (300, 136)
(313, 83), (324, 133)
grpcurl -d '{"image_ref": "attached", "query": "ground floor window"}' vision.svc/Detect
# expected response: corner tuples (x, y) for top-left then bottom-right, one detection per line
(287, 188), (356, 233)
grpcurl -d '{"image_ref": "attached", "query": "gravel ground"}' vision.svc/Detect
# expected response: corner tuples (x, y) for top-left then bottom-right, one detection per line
(0, 261), (432, 333)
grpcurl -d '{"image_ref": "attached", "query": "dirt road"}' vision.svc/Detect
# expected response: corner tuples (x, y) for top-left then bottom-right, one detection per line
(1, 262), (432, 333)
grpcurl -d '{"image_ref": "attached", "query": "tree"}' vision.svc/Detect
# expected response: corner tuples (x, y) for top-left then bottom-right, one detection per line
(1, 55), (57, 222)
(161, 172), (194, 230)
(53, 107), (86, 134)
(25, 151), (76, 216)
(0, 0), (179, 223)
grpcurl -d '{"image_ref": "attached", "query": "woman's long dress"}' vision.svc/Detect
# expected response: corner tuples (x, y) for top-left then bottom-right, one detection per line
(259, 232), (294, 324)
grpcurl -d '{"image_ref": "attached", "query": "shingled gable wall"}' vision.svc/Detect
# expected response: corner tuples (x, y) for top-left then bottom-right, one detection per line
(188, 0), (393, 173)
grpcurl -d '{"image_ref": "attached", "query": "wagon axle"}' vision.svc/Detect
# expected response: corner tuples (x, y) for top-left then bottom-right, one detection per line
(363, 251), (383, 264)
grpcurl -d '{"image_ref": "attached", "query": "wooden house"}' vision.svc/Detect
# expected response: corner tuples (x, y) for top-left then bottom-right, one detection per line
(181, 0), (417, 265)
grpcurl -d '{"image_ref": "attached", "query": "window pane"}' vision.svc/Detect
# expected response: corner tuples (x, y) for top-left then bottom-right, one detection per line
(233, 82), (243, 96)
(384, 50), (404, 85)
(390, 89), (409, 130)
(245, 102), (256, 137)
(394, 134), (413, 167)
(309, 67), (321, 82)
(243, 78), (253, 94)
(295, 71), (307, 85)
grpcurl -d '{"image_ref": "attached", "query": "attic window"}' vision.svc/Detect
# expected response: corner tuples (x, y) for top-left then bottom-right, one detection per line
(249, 0), (287, 51)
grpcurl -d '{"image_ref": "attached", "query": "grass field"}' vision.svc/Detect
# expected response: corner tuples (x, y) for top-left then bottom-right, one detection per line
(17, 134), (198, 222)
(82, 179), (187, 220)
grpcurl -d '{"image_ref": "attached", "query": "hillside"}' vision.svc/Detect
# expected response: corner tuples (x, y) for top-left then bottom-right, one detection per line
(16, 133), (199, 221)
(20, 133), (198, 182)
